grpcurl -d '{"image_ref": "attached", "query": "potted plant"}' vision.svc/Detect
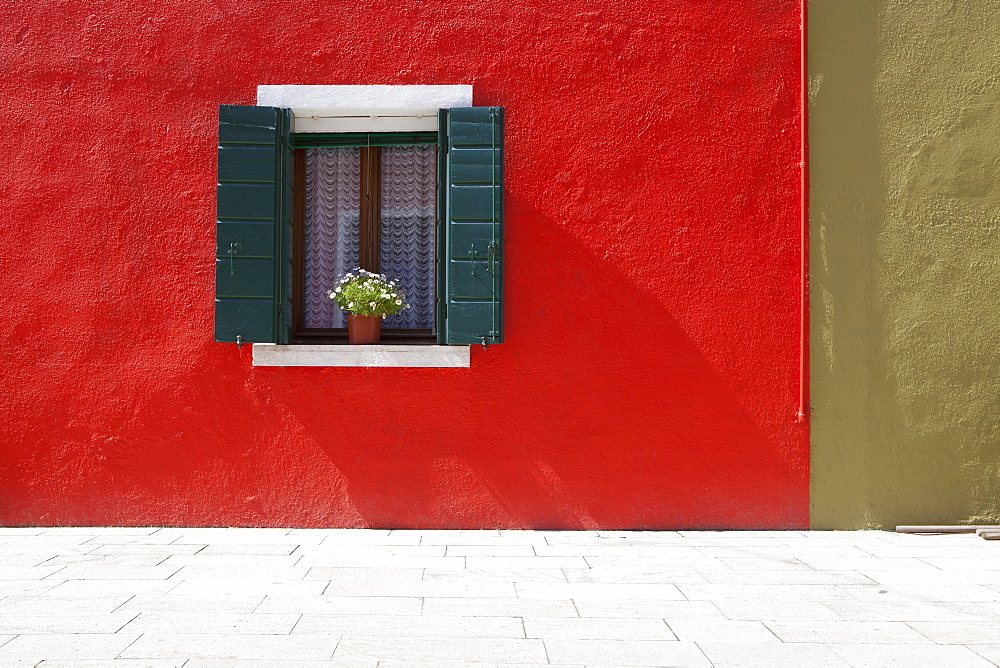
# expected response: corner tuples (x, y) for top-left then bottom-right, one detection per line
(328, 269), (409, 344)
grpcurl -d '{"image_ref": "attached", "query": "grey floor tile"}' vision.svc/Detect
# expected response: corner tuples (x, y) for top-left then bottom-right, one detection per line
(36, 661), (183, 667)
(668, 619), (780, 643)
(323, 580), (515, 598)
(799, 557), (941, 571)
(696, 546), (866, 558)
(861, 570), (1000, 586)
(81, 535), (180, 546)
(422, 568), (568, 583)
(969, 645), (1000, 664)
(421, 596), (578, 618)
(907, 621), (1000, 644)
(293, 613), (524, 637)
(256, 595), (422, 616)
(186, 661), (375, 668)
(0, 580), (63, 598)
(0, 567), (66, 580)
(698, 570), (874, 585)
(921, 557), (1000, 570)
(544, 639), (710, 666)
(197, 544), (297, 555)
(841, 583), (1000, 602)
(5, 531), (1000, 665)
(0, 555), (60, 567)
(118, 612), (300, 634)
(39, 554), (169, 567)
(822, 600), (1000, 622)
(120, 633), (337, 660)
(696, 641), (849, 667)
(410, 530), (512, 546)
(523, 617), (676, 640)
(573, 599), (725, 619)
(716, 557), (813, 571)
(533, 544), (701, 557)
(165, 579), (325, 597)
(765, 620), (933, 644)
(167, 565), (309, 580)
(160, 554), (301, 567)
(88, 545), (205, 555)
(563, 567), (707, 585)
(41, 528), (161, 536)
(290, 556), (464, 569)
(679, 584), (857, 601)
(0, 528), (48, 535)
(302, 567), (424, 583)
(117, 593), (266, 614)
(444, 545), (535, 557)
(538, 532), (626, 545)
(41, 580), (179, 597)
(515, 582), (685, 600)
(713, 600), (842, 621)
(294, 545), (445, 558)
(0, 634), (141, 660)
(828, 642), (994, 667)
(308, 530), (419, 546)
(0, 595), (132, 614)
(44, 565), (181, 580)
(0, 612), (137, 634)
(333, 636), (547, 663)
(466, 555), (591, 568)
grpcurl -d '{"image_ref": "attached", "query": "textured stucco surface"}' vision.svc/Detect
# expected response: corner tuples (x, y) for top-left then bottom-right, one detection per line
(0, 1), (806, 528)
(810, 0), (1000, 528)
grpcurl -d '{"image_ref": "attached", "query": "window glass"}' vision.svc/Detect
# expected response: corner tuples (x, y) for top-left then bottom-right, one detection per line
(303, 147), (361, 328)
(380, 145), (436, 330)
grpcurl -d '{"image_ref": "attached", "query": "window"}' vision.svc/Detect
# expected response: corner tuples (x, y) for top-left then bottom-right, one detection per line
(291, 135), (438, 343)
(215, 105), (504, 347)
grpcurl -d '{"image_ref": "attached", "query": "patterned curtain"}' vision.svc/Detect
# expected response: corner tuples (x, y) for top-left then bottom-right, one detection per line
(303, 147), (360, 328)
(380, 145), (437, 330)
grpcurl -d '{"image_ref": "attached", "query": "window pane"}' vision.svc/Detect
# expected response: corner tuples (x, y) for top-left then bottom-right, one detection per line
(304, 147), (360, 328)
(380, 145), (436, 330)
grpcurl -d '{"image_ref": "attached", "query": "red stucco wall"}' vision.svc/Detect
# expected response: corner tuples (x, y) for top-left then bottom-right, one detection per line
(0, 0), (807, 528)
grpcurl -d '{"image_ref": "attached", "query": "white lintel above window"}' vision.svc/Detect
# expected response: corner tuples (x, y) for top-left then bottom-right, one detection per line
(257, 85), (473, 133)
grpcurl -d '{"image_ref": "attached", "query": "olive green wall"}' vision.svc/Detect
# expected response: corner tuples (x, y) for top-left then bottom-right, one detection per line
(810, 0), (1000, 528)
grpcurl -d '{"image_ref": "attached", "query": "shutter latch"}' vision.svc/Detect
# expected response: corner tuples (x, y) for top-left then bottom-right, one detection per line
(487, 242), (497, 273)
(236, 335), (243, 349)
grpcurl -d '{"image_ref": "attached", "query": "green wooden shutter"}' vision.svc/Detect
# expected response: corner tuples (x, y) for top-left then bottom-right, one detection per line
(215, 105), (292, 344)
(438, 107), (504, 345)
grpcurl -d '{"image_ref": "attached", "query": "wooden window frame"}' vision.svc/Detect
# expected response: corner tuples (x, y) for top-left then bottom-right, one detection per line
(290, 143), (437, 345)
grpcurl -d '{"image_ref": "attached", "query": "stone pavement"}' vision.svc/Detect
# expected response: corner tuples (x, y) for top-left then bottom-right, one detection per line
(1, 528), (999, 666)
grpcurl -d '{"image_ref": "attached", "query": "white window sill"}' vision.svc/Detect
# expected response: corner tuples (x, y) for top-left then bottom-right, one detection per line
(252, 344), (470, 367)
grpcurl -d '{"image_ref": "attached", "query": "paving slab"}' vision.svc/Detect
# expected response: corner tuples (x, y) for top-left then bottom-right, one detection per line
(0, 529), (997, 666)
(332, 636), (547, 663)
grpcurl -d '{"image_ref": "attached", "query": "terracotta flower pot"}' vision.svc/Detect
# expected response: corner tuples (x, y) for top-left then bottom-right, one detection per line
(346, 314), (382, 344)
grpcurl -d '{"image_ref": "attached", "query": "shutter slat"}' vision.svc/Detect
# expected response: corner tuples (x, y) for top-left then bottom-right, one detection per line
(439, 107), (504, 345)
(214, 105), (291, 344)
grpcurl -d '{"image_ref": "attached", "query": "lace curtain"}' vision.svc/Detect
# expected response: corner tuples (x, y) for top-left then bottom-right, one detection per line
(303, 145), (436, 330)
(303, 147), (360, 329)
(380, 145), (436, 330)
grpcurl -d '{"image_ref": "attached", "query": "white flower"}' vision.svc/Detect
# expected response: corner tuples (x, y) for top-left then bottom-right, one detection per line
(395, 299), (402, 305)
(369, 302), (376, 308)
(334, 287), (341, 293)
